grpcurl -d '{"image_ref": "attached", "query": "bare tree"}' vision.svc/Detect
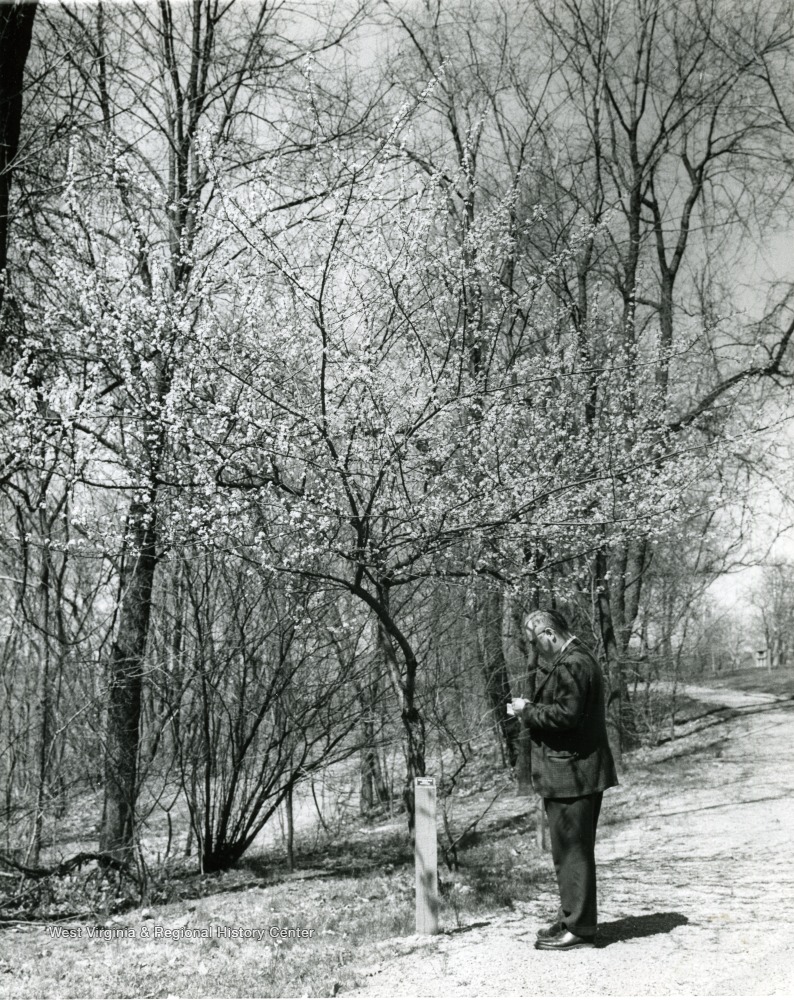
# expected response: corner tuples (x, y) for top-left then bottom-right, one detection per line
(7, 0), (369, 861)
(751, 561), (794, 669)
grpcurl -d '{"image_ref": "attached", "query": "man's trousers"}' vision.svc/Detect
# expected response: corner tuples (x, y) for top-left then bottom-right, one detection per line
(543, 791), (603, 938)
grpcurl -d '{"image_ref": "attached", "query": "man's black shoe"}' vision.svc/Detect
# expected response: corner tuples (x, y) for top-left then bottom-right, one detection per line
(535, 921), (563, 940)
(534, 929), (595, 951)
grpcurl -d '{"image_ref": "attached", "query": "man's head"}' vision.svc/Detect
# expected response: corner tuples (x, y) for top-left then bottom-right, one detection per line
(524, 608), (572, 658)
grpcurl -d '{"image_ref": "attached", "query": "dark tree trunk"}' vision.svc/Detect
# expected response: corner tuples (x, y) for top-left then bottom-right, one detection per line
(476, 586), (520, 766)
(100, 500), (158, 861)
(0, 0), (37, 322)
(516, 718), (533, 795)
(326, 601), (390, 817)
(605, 540), (645, 752)
(29, 543), (51, 867)
(375, 608), (424, 828)
(357, 649), (390, 815)
(509, 591), (537, 794)
(595, 547), (627, 764)
(285, 784), (294, 870)
(359, 713), (389, 815)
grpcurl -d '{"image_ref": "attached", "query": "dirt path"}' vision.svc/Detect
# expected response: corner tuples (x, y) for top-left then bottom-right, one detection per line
(350, 686), (794, 997)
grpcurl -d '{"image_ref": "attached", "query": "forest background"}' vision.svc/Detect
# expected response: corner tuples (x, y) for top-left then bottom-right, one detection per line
(1, 0), (793, 904)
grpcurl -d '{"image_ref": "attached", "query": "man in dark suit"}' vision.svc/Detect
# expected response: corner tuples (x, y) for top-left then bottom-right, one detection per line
(509, 609), (618, 950)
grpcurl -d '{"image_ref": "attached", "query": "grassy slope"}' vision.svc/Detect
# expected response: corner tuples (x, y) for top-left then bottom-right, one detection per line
(0, 802), (548, 999)
(706, 664), (794, 698)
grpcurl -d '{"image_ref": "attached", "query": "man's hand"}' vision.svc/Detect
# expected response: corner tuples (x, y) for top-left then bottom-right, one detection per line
(507, 697), (527, 717)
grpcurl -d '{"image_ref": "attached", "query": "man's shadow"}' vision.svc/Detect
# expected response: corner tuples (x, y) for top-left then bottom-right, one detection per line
(596, 912), (689, 946)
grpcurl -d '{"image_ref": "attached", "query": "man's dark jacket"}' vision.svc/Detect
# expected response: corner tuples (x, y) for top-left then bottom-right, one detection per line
(521, 638), (618, 799)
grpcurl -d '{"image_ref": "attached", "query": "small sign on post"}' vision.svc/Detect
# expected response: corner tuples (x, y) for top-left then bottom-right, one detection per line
(414, 776), (439, 935)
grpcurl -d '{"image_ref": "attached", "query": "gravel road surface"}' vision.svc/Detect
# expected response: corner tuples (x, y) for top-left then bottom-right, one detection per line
(350, 686), (794, 997)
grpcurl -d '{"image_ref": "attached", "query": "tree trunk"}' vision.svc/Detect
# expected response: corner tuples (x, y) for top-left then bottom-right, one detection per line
(100, 499), (158, 861)
(285, 784), (294, 870)
(612, 538), (648, 656)
(0, 0), (37, 322)
(607, 539), (646, 750)
(509, 593), (537, 794)
(516, 719), (533, 794)
(28, 544), (51, 867)
(325, 600), (390, 817)
(476, 585), (519, 766)
(375, 610), (424, 828)
(595, 547), (626, 764)
(359, 713), (390, 815)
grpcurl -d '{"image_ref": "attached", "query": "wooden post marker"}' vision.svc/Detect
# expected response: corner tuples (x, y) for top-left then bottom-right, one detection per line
(414, 777), (439, 935)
